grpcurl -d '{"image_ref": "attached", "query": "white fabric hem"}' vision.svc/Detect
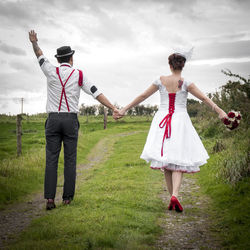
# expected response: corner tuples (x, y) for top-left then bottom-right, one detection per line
(150, 166), (200, 174)
(140, 155), (208, 174)
(140, 155), (209, 168)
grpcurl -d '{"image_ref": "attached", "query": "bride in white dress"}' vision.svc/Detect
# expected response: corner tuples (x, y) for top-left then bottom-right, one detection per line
(114, 48), (228, 212)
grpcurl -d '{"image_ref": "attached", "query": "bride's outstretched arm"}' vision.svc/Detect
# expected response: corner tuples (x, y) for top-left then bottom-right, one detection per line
(188, 83), (227, 120)
(119, 84), (158, 116)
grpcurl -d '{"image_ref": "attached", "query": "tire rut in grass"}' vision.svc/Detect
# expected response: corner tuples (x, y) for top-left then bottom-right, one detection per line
(156, 177), (221, 249)
(0, 131), (138, 249)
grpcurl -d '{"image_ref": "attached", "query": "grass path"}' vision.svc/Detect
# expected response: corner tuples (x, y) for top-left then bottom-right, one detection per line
(0, 132), (138, 248)
(1, 130), (223, 249)
(157, 176), (221, 249)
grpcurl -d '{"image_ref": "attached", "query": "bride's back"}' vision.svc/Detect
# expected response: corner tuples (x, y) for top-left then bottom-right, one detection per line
(160, 75), (184, 93)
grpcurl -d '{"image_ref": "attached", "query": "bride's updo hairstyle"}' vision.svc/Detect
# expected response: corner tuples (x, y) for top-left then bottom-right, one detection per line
(168, 54), (186, 71)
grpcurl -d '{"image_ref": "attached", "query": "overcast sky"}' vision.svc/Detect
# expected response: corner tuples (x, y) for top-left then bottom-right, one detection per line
(0, 0), (249, 114)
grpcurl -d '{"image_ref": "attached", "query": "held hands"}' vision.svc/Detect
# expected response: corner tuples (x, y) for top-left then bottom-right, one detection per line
(29, 30), (38, 43)
(113, 108), (126, 120)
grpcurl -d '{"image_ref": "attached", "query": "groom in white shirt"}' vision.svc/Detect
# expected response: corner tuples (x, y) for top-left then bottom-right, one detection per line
(29, 30), (118, 210)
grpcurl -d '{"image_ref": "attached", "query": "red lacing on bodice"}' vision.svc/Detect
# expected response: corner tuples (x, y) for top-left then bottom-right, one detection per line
(159, 93), (176, 157)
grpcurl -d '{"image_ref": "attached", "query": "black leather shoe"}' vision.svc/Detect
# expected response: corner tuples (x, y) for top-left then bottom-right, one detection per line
(63, 199), (71, 205)
(46, 199), (56, 210)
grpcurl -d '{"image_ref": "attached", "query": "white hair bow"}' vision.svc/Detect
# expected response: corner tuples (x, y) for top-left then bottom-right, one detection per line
(172, 46), (194, 61)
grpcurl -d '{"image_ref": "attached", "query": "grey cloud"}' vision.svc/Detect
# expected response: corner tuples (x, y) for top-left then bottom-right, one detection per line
(73, 45), (90, 54)
(0, 0), (134, 46)
(0, 0), (58, 27)
(166, 0), (198, 16)
(194, 40), (250, 60)
(0, 102), (8, 110)
(186, 61), (250, 91)
(0, 59), (8, 64)
(219, 61), (250, 77)
(129, 0), (201, 19)
(232, 0), (250, 9)
(0, 41), (26, 56)
(92, 16), (134, 43)
(40, 0), (93, 12)
(9, 61), (30, 71)
(74, 3), (135, 45)
(0, 70), (45, 95)
(0, 1), (36, 24)
(49, 0), (125, 12)
(0, 0), (100, 22)
(197, 32), (250, 44)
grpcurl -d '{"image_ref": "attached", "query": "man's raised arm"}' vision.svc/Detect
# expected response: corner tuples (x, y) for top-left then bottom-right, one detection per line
(29, 30), (43, 58)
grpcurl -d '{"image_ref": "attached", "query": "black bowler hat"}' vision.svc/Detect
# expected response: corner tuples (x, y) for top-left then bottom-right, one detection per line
(55, 46), (75, 58)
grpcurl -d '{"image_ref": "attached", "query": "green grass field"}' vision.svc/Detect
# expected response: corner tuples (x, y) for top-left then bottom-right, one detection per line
(9, 131), (166, 249)
(0, 114), (249, 249)
(0, 115), (151, 207)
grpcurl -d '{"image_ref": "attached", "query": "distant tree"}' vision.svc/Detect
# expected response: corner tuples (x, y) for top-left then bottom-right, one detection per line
(152, 105), (158, 115)
(135, 105), (146, 116)
(187, 99), (201, 117)
(185, 70), (250, 124)
(79, 103), (85, 116)
(127, 105), (158, 116)
(81, 105), (97, 116)
(144, 105), (154, 116)
(79, 70), (250, 126)
(107, 108), (113, 116)
(127, 109), (134, 116)
(97, 104), (104, 115)
(212, 69), (250, 123)
(80, 103), (114, 116)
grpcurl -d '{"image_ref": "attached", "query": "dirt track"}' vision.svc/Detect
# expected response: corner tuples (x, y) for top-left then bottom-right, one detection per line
(0, 132), (137, 249)
(156, 177), (221, 249)
(0, 132), (221, 249)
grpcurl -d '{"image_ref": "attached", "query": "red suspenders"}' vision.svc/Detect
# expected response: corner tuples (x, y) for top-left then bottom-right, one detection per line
(56, 67), (84, 112)
(56, 67), (74, 112)
(78, 70), (83, 86)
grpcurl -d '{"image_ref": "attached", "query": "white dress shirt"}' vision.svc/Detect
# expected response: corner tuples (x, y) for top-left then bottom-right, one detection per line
(38, 55), (102, 113)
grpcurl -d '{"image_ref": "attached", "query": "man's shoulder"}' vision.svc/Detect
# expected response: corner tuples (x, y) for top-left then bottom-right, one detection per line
(38, 55), (55, 68)
(72, 66), (83, 72)
(37, 55), (57, 78)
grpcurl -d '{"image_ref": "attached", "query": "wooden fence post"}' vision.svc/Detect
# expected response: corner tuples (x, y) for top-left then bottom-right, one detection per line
(104, 108), (107, 129)
(16, 114), (22, 157)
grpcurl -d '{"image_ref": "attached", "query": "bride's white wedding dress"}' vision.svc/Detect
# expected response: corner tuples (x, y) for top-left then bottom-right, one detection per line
(140, 78), (209, 173)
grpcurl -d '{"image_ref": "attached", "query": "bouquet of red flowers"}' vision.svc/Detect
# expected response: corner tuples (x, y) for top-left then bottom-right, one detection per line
(223, 111), (241, 130)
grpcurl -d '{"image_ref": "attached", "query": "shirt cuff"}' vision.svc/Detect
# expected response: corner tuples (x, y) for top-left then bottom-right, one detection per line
(92, 90), (102, 99)
(37, 55), (45, 62)
(37, 55), (46, 67)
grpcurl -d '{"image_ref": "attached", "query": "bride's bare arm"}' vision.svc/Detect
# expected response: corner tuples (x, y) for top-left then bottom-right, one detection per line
(120, 84), (158, 115)
(187, 83), (227, 120)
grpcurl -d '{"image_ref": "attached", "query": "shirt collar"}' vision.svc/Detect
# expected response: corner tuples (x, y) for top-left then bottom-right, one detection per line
(60, 63), (72, 68)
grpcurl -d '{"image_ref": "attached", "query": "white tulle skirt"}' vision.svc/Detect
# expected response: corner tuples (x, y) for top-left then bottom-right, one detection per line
(140, 110), (209, 173)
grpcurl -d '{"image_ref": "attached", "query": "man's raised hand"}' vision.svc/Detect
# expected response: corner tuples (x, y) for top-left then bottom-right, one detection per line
(28, 30), (43, 58)
(29, 30), (38, 43)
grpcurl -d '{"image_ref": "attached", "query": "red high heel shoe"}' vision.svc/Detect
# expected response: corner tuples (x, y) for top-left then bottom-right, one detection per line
(169, 196), (183, 212)
(168, 200), (173, 210)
